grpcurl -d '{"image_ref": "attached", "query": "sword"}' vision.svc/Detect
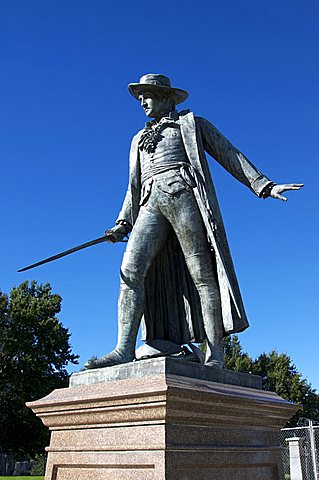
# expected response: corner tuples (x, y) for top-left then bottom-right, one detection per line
(17, 231), (127, 273)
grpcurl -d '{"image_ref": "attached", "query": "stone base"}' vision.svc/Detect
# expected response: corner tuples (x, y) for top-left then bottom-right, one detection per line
(27, 357), (297, 480)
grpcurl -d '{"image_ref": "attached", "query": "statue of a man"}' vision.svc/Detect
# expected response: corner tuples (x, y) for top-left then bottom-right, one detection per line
(86, 74), (303, 369)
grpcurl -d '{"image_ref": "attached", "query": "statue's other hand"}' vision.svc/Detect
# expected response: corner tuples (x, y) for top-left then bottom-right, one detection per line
(104, 225), (127, 243)
(270, 183), (304, 202)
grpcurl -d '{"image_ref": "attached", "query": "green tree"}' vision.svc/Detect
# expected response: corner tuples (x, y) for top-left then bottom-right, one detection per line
(222, 335), (254, 372)
(0, 281), (79, 457)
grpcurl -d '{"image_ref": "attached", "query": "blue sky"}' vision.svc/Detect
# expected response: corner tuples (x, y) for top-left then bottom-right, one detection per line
(1, 0), (318, 389)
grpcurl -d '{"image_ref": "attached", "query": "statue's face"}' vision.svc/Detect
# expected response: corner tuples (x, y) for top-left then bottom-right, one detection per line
(138, 91), (169, 119)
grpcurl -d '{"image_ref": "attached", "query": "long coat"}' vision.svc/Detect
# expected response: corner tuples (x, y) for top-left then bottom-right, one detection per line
(116, 110), (272, 342)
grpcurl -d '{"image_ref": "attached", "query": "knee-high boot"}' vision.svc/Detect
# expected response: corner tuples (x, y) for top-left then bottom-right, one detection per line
(198, 284), (224, 367)
(85, 281), (144, 369)
(115, 281), (144, 358)
(185, 254), (224, 368)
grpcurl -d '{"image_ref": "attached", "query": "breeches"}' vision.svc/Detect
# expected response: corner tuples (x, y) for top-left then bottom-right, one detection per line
(120, 180), (218, 293)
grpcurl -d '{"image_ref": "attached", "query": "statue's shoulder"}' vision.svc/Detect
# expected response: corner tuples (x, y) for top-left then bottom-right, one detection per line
(193, 115), (209, 126)
(130, 129), (143, 146)
(193, 116), (219, 134)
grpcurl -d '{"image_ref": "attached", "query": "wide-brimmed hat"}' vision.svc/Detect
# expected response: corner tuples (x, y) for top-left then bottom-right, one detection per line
(128, 74), (189, 105)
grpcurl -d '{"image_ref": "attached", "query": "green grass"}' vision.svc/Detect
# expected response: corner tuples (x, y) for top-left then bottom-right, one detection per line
(0, 477), (44, 479)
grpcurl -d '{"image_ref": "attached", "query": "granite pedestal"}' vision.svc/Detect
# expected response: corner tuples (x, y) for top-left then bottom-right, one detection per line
(27, 357), (298, 480)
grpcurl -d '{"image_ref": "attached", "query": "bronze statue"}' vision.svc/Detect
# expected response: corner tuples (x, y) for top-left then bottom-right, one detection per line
(84, 74), (303, 369)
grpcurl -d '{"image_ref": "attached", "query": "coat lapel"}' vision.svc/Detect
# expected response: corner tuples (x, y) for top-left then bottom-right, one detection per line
(180, 111), (204, 175)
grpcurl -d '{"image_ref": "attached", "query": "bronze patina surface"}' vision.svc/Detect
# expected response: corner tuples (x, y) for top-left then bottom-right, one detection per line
(86, 74), (303, 370)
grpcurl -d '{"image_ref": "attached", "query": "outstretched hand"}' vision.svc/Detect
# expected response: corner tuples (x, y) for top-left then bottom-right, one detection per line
(270, 183), (304, 202)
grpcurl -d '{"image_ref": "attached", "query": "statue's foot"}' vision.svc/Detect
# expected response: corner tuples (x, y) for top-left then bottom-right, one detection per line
(205, 359), (223, 369)
(205, 347), (224, 369)
(84, 349), (134, 369)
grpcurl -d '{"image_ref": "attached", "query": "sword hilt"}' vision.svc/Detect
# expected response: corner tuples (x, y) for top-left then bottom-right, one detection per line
(104, 230), (128, 243)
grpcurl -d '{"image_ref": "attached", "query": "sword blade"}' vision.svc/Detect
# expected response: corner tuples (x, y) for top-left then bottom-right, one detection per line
(17, 236), (108, 272)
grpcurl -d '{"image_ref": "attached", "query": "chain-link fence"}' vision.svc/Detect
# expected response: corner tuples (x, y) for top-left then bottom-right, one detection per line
(0, 453), (15, 475)
(279, 422), (319, 480)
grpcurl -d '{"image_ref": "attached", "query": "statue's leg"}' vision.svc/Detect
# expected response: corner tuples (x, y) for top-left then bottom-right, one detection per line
(162, 189), (224, 368)
(85, 205), (170, 369)
(183, 253), (223, 368)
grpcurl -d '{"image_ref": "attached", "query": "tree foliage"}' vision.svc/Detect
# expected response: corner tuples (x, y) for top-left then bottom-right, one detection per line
(222, 335), (254, 372)
(0, 281), (79, 457)
(222, 335), (319, 426)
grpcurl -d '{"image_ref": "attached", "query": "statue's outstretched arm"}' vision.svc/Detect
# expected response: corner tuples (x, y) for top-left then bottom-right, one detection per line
(197, 117), (304, 200)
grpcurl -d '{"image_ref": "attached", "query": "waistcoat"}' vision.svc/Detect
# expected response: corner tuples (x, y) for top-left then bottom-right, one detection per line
(140, 123), (189, 182)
